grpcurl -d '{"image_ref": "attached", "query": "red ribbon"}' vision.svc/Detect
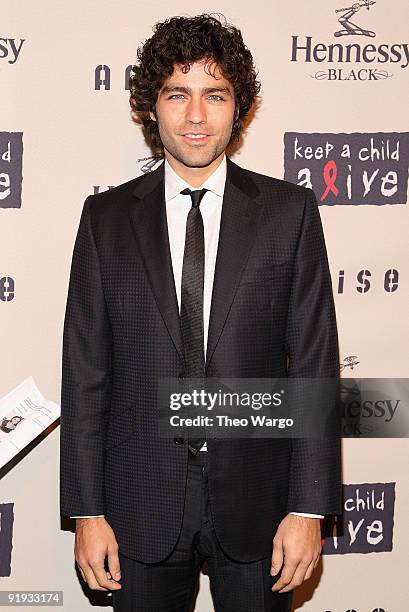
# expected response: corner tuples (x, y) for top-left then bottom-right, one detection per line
(320, 160), (339, 201)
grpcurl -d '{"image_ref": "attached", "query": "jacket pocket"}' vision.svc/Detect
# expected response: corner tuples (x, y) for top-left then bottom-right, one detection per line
(105, 401), (136, 451)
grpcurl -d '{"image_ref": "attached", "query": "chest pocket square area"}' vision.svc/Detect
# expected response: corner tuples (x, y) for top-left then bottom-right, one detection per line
(238, 262), (292, 286)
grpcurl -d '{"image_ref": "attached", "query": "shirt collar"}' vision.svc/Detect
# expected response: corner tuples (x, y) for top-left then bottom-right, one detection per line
(164, 154), (227, 201)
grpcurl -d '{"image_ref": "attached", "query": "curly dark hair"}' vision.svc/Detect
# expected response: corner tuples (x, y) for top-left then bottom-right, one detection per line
(129, 13), (261, 155)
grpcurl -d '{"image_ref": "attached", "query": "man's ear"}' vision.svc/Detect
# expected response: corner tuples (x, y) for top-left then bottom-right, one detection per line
(149, 109), (157, 122)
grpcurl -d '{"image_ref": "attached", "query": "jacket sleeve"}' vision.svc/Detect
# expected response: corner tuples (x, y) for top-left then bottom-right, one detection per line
(59, 195), (113, 517)
(285, 188), (342, 516)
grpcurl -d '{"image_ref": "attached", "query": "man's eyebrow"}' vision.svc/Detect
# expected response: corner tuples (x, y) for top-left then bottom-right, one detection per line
(160, 85), (232, 96)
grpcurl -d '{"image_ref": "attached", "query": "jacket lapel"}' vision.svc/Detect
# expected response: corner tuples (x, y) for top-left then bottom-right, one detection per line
(127, 161), (184, 363)
(127, 156), (264, 371)
(205, 157), (263, 369)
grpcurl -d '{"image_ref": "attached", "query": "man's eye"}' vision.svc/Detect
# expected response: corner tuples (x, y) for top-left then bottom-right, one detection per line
(167, 94), (224, 101)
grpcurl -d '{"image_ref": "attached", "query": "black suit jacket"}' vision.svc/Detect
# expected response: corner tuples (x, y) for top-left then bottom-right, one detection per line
(59, 156), (342, 564)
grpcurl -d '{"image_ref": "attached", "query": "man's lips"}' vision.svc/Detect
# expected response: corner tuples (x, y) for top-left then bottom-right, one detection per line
(181, 133), (212, 144)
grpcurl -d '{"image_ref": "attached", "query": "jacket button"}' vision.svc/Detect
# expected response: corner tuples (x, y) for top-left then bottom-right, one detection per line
(174, 437), (184, 445)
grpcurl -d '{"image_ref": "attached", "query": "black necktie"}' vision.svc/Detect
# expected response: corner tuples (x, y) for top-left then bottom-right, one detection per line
(180, 187), (209, 454)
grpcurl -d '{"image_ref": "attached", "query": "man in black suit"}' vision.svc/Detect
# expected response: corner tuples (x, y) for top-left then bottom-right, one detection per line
(60, 13), (341, 612)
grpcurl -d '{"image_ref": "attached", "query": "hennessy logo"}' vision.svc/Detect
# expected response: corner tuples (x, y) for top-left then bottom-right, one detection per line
(335, 0), (376, 38)
(0, 38), (25, 65)
(340, 356), (360, 371)
(138, 156), (164, 174)
(290, 0), (409, 80)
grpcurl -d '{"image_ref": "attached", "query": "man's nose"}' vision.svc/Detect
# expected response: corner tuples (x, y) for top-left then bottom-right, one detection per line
(185, 97), (207, 124)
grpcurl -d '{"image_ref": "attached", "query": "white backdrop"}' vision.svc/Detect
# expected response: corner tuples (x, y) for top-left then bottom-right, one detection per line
(1, 1), (408, 610)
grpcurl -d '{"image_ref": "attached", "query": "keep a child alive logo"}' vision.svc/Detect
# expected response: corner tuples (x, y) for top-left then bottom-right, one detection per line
(283, 132), (409, 205)
(291, 0), (409, 81)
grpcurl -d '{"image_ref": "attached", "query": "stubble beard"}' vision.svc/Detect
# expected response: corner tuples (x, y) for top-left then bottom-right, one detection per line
(160, 130), (230, 169)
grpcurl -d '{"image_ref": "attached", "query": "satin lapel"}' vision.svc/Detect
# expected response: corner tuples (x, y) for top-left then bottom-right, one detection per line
(205, 157), (263, 371)
(127, 161), (184, 364)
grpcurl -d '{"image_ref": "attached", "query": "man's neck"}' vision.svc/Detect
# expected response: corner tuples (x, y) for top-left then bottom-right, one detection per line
(164, 151), (226, 187)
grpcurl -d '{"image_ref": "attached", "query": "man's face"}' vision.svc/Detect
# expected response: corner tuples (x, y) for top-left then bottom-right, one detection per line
(150, 58), (237, 168)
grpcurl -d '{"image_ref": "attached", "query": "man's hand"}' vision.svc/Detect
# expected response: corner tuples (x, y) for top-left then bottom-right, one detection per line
(270, 514), (322, 593)
(74, 517), (122, 591)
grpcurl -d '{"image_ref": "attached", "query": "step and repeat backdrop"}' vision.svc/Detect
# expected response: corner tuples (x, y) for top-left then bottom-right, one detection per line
(1, 1), (408, 610)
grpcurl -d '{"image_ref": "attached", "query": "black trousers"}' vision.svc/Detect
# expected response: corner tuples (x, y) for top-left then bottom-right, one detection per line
(112, 450), (293, 611)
